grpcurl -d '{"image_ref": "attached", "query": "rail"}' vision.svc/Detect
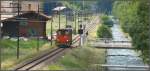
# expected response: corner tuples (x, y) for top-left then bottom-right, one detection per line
(14, 35), (80, 71)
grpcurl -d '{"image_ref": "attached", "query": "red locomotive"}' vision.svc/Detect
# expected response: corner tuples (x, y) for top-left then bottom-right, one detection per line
(56, 26), (72, 48)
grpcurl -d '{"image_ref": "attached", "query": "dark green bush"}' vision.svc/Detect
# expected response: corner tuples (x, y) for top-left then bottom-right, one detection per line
(97, 24), (112, 38)
(101, 15), (113, 27)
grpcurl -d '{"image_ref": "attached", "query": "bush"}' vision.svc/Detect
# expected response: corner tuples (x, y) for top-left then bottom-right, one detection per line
(97, 24), (112, 38)
(101, 15), (113, 27)
(59, 48), (106, 69)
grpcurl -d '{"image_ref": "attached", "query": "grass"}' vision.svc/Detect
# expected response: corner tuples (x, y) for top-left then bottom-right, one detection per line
(48, 64), (64, 70)
(1, 47), (37, 69)
(61, 48), (106, 68)
(44, 47), (106, 70)
(0, 38), (47, 48)
(89, 24), (100, 38)
(0, 38), (54, 70)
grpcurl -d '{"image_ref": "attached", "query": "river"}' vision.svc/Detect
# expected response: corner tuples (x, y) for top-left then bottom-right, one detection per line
(106, 24), (148, 71)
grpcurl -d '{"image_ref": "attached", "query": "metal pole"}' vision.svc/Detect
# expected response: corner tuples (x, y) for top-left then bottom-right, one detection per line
(51, 19), (53, 46)
(37, 36), (39, 51)
(0, 0), (2, 70)
(66, 11), (67, 27)
(0, 0), (1, 38)
(74, 11), (77, 34)
(37, 0), (40, 51)
(17, 0), (20, 59)
(79, 34), (81, 47)
(148, 0), (150, 70)
(80, 11), (82, 26)
(82, 0), (85, 45)
(50, 3), (55, 46)
(78, 12), (80, 30)
(58, 8), (60, 29)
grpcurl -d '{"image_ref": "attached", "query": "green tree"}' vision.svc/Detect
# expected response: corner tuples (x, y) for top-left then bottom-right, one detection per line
(61, 1), (97, 11)
(97, 24), (112, 38)
(101, 15), (113, 27)
(112, 0), (150, 63)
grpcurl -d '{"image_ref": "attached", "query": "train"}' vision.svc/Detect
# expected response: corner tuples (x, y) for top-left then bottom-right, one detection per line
(55, 25), (72, 48)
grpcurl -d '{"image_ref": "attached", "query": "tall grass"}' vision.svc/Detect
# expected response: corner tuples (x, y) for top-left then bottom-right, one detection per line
(1, 38), (49, 69)
(53, 47), (106, 70)
(0, 38), (47, 49)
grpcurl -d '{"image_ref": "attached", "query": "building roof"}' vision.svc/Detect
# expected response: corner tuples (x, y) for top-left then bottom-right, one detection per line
(2, 11), (51, 22)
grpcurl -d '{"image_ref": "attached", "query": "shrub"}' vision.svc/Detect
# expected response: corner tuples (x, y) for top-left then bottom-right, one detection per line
(101, 15), (113, 27)
(59, 48), (106, 69)
(97, 24), (112, 38)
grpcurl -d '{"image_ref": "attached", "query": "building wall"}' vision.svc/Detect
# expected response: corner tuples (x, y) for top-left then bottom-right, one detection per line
(2, 21), (18, 37)
(1, 1), (43, 13)
(26, 21), (45, 37)
(1, 1), (43, 20)
(1, 1), (14, 13)
(2, 20), (46, 37)
(21, 1), (43, 12)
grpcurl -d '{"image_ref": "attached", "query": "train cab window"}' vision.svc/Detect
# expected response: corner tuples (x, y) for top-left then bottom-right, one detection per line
(57, 30), (66, 35)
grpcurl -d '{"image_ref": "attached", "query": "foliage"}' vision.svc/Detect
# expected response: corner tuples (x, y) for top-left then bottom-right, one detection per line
(0, 38), (47, 48)
(97, 24), (112, 38)
(1, 38), (50, 69)
(112, 0), (150, 63)
(48, 64), (64, 70)
(61, 1), (96, 11)
(59, 48), (106, 69)
(101, 15), (113, 27)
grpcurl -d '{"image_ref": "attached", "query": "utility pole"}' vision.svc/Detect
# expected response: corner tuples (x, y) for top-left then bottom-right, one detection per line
(0, 0), (2, 39)
(17, 0), (20, 59)
(147, 0), (150, 71)
(0, 0), (2, 70)
(37, 0), (40, 51)
(58, 7), (60, 29)
(77, 11), (80, 30)
(74, 11), (77, 34)
(66, 10), (67, 27)
(82, 0), (85, 45)
(51, 18), (53, 46)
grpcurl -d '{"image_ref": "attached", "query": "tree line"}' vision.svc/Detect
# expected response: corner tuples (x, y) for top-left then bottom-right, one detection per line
(112, 0), (150, 63)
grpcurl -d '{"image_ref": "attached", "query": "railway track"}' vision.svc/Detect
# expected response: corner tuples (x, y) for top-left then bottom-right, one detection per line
(14, 35), (80, 71)
(14, 48), (65, 71)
